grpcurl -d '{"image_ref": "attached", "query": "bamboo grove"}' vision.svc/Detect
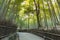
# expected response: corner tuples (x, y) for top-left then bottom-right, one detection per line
(0, 0), (60, 30)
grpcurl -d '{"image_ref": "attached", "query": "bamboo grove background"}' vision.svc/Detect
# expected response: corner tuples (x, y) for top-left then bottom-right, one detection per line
(0, 0), (60, 30)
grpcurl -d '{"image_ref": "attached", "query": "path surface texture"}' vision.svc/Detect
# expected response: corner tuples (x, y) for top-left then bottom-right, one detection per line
(17, 32), (44, 40)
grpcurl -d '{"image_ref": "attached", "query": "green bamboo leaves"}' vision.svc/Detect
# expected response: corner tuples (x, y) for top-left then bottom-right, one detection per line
(0, 0), (60, 30)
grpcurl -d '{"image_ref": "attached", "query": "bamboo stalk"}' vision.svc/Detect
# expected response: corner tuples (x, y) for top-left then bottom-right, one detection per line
(46, 0), (55, 29)
(49, 0), (57, 29)
(42, 0), (48, 30)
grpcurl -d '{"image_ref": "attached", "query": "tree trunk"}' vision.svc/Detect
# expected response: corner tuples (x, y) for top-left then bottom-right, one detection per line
(28, 15), (29, 29)
(33, 0), (41, 29)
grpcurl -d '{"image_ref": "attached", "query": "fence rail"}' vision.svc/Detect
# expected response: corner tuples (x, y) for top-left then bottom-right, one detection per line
(0, 25), (17, 39)
(19, 29), (60, 40)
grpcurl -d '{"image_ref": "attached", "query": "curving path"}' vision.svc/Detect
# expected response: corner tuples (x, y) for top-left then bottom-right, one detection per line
(17, 32), (44, 40)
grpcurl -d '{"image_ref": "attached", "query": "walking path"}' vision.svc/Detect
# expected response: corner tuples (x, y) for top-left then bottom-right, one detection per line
(17, 32), (44, 40)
